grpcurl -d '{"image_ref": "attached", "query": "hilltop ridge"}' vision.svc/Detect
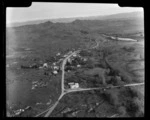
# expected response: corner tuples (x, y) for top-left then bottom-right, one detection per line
(7, 11), (143, 27)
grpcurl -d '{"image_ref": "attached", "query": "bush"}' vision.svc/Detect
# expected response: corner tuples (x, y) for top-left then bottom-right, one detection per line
(118, 106), (126, 116)
(79, 50), (92, 57)
(102, 90), (120, 106)
(133, 98), (144, 117)
(122, 46), (135, 52)
(80, 30), (89, 34)
(126, 100), (139, 117)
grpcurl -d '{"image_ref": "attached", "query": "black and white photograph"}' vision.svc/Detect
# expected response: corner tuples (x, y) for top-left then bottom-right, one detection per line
(6, 2), (144, 117)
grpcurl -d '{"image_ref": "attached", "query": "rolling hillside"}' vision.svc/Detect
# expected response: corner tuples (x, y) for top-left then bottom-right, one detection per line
(6, 11), (144, 59)
(7, 11), (143, 27)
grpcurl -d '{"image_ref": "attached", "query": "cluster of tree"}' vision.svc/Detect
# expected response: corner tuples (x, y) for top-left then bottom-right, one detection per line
(80, 30), (89, 34)
(79, 50), (92, 57)
(101, 87), (144, 117)
(20, 64), (39, 69)
(83, 60), (95, 69)
(65, 66), (75, 72)
(72, 57), (86, 66)
(122, 46), (135, 52)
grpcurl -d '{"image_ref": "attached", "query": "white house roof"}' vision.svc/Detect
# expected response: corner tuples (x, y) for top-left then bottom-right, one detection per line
(63, 55), (68, 57)
(53, 71), (58, 74)
(54, 66), (59, 70)
(77, 64), (81, 67)
(43, 63), (48, 67)
(73, 54), (77, 57)
(43, 63), (48, 65)
(53, 63), (56, 65)
(39, 66), (43, 69)
(56, 53), (61, 56)
(83, 58), (87, 61)
(68, 82), (75, 85)
(70, 83), (79, 89)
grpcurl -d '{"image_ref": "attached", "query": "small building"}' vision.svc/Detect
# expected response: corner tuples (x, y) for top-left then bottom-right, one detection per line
(32, 81), (38, 84)
(53, 66), (59, 70)
(53, 62), (56, 66)
(14, 109), (24, 116)
(68, 82), (79, 89)
(72, 54), (77, 57)
(63, 54), (68, 57)
(39, 66), (43, 69)
(43, 63), (48, 68)
(83, 58), (87, 61)
(53, 70), (58, 75)
(68, 82), (75, 85)
(67, 58), (72, 63)
(56, 52), (61, 56)
(77, 64), (81, 68)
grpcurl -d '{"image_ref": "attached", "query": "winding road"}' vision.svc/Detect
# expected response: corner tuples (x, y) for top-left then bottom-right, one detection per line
(44, 51), (80, 117)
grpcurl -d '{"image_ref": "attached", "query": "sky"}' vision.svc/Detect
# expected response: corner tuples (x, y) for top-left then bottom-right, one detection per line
(6, 2), (143, 23)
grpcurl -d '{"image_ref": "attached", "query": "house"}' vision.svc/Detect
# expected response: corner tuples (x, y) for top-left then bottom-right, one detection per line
(56, 52), (61, 56)
(71, 83), (79, 89)
(77, 64), (81, 68)
(39, 66), (43, 69)
(67, 58), (72, 63)
(68, 82), (75, 85)
(32, 81), (38, 84)
(53, 70), (58, 75)
(72, 54), (77, 57)
(68, 82), (79, 89)
(63, 54), (68, 57)
(53, 62), (56, 66)
(43, 63), (48, 68)
(14, 109), (24, 116)
(83, 58), (87, 61)
(53, 66), (59, 70)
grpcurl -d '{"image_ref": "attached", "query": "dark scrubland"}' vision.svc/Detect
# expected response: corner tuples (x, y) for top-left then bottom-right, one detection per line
(49, 85), (144, 117)
(6, 12), (144, 117)
(64, 35), (144, 117)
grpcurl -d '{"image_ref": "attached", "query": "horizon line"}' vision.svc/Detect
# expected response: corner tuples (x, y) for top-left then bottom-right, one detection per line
(6, 11), (142, 24)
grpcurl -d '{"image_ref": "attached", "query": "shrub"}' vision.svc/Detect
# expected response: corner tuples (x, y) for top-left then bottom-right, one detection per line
(126, 100), (139, 117)
(80, 30), (89, 34)
(118, 106), (127, 116)
(122, 46), (135, 52)
(102, 90), (120, 106)
(79, 50), (92, 57)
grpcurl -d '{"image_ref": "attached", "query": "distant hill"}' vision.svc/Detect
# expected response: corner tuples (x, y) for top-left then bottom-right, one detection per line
(7, 11), (143, 27)
(6, 11), (144, 58)
(95, 11), (143, 20)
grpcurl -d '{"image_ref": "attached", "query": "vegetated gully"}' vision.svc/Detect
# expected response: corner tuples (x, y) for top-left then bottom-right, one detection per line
(35, 36), (144, 117)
